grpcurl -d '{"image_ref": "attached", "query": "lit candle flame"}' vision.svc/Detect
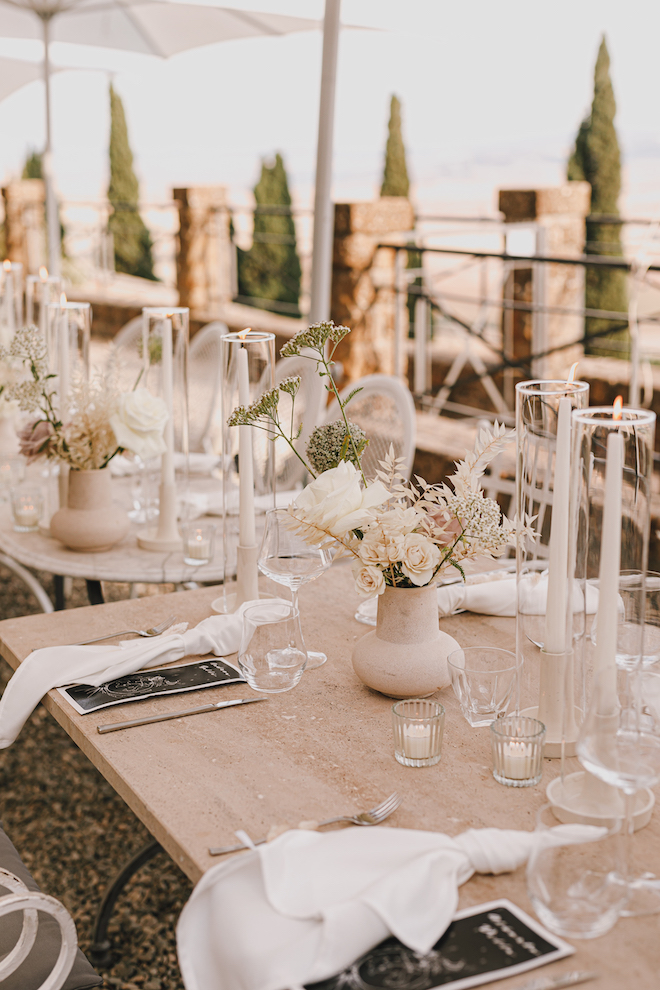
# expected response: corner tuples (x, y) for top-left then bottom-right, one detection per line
(60, 292), (67, 306)
(39, 266), (48, 280)
(613, 396), (623, 421)
(566, 362), (579, 385)
(3, 259), (11, 272)
(238, 327), (252, 341)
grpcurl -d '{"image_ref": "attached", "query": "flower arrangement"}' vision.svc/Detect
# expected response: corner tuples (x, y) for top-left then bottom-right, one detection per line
(229, 320), (522, 597)
(2, 325), (168, 470)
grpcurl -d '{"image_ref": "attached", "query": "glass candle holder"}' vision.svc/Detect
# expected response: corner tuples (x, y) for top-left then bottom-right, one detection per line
(26, 271), (62, 336)
(491, 715), (546, 787)
(181, 522), (215, 566)
(515, 378), (590, 759)
(47, 299), (91, 420)
(447, 646), (518, 727)
(11, 488), (43, 532)
(392, 699), (445, 767)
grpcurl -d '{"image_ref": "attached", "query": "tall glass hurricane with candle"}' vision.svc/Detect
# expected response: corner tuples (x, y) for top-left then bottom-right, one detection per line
(515, 375), (589, 758)
(572, 403), (658, 914)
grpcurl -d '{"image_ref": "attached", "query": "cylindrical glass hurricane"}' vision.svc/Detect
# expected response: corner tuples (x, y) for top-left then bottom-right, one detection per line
(47, 300), (91, 420)
(546, 404), (657, 830)
(136, 307), (190, 552)
(219, 330), (275, 610)
(516, 379), (590, 759)
(26, 272), (62, 336)
(0, 261), (23, 346)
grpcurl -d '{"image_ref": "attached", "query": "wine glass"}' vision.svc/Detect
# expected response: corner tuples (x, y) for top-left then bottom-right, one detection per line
(258, 508), (333, 668)
(577, 666), (660, 916)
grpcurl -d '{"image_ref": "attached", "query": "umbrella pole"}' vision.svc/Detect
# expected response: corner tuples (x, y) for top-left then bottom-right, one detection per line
(42, 15), (61, 277)
(308, 0), (340, 325)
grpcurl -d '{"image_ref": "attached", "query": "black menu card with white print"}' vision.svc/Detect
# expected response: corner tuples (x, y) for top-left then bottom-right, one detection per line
(305, 900), (573, 990)
(58, 658), (245, 714)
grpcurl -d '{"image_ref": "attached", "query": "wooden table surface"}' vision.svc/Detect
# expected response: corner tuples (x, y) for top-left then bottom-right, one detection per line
(0, 563), (657, 989)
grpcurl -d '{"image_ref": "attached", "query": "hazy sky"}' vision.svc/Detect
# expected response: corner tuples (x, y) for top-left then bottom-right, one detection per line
(0, 0), (659, 214)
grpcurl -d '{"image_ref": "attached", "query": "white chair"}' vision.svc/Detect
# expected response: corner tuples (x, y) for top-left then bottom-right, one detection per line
(271, 355), (321, 489)
(325, 374), (416, 482)
(188, 321), (228, 453)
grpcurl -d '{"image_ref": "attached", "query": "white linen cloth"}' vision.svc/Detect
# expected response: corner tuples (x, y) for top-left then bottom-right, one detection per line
(177, 823), (601, 990)
(357, 571), (599, 623)
(0, 600), (288, 748)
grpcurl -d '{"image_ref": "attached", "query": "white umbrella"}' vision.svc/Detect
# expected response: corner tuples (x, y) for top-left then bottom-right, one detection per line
(0, 0), (342, 311)
(0, 52), (62, 100)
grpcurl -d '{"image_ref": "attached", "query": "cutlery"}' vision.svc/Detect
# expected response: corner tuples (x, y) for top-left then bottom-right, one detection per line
(209, 791), (401, 856)
(97, 696), (268, 734)
(512, 972), (598, 990)
(70, 615), (178, 647)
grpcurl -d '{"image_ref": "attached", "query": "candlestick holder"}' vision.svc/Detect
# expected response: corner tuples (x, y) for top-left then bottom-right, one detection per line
(220, 331), (275, 610)
(547, 404), (656, 830)
(26, 272), (62, 336)
(136, 307), (189, 552)
(516, 379), (589, 759)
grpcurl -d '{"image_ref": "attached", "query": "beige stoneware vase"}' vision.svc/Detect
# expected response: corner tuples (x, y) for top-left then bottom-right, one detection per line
(50, 468), (130, 552)
(351, 583), (459, 699)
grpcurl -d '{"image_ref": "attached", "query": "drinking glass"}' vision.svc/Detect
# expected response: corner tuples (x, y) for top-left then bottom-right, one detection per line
(526, 804), (625, 938)
(447, 647), (518, 727)
(577, 667), (660, 916)
(238, 602), (307, 693)
(258, 508), (333, 668)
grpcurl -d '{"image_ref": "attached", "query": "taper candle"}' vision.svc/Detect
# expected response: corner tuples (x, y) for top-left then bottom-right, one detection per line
(594, 424), (624, 713)
(237, 343), (256, 547)
(544, 396), (571, 654)
(160, 317), (175, 486)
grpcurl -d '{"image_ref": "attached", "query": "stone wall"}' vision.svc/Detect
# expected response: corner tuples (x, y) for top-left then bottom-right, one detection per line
(499, 182), (591, 382)
(174, 185), (233, 314)
(331, 197), (414, 382)
(1, 180), (46, 273)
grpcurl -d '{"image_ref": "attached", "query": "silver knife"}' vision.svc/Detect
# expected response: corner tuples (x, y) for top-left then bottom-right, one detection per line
(97, 696), (268, 734)
(511, 972), (598, 990)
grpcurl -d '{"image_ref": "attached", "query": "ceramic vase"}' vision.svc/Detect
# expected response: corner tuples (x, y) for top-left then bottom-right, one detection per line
(351, 584), (459, 699)
(50, 468), (129, 552)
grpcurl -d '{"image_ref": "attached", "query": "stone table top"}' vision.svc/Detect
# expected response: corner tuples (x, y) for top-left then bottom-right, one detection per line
(0, 564), (658, 988)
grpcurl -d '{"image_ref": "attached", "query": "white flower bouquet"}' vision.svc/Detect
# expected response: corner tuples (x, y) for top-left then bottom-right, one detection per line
(229, 320), (519, 596)
(2, 326), (168, 470)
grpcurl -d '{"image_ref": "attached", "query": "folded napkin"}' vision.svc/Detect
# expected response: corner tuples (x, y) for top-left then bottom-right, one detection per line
(0, 600), (289, 748)
(177, 823), (602, 990)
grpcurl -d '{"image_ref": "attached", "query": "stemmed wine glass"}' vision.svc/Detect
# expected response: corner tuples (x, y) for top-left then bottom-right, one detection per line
(577, 666), (660, 916)
(258, 508), (333, 668)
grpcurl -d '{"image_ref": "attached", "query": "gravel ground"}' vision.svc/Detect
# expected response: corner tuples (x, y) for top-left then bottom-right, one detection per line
(0, 565), (194, 990)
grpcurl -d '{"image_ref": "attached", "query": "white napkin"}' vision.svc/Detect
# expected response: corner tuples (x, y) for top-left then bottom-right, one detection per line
(0, 600), (289, 748)
(177, 823), (602, 990)
(357, 572), (599, 623)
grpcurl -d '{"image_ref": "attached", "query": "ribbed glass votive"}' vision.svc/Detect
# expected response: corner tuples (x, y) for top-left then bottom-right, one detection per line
(392, 699), (445, 768)
(491, 715), (546, 787)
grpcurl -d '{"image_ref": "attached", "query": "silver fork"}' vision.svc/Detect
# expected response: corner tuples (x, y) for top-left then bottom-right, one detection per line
(69, 615), (178, 647)
(208, 792), (401, 856)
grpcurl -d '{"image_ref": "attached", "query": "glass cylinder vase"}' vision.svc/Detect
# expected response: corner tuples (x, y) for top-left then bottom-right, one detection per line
(547, 403), (657, 830)
(136, 307), (190, 552)
(515, 378), (590, 758)
(220, 330), (275, 610)
(26, 271), (62, 337)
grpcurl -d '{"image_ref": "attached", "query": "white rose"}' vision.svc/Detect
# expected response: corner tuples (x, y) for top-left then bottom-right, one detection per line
(353, 563), (386, 597)
(110, 388), (168, 460)
(400, 532), (441, 587)
(292, 460), (389, 539)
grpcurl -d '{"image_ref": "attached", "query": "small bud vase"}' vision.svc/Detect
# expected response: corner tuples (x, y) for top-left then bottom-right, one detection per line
(50, 468), (130, 552)
(351, 584), (458, 699)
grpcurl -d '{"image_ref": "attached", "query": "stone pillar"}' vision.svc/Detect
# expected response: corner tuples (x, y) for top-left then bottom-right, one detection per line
(173, 186), (233, 316)
(499, 182), (591, 386)
(331, 197), (415, 381)
(2, 180), (46, 273)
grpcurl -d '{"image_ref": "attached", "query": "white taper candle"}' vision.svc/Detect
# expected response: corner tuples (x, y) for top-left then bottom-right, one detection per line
(594, 429), (624, 712)
(544, 396), (571, 654)
(237, 345), (256, 547)
(160, 317), (175, 486)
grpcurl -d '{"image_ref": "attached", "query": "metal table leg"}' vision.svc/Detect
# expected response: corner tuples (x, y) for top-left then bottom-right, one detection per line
(89, 838), (164, 967)
(54, 575), (66, 611)
(86, 580), (104, 605)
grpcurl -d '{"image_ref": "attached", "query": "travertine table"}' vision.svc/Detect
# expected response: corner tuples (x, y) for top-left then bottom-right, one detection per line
(0, 563), (657, 988)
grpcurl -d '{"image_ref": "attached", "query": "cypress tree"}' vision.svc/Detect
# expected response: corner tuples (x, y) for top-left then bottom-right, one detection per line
(236, 153), (301, 315)
(380, 95), (410, 198)
(107, 84), (156, 281)
(567, 35), (626, 349)
(22, 149), (43, 179)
